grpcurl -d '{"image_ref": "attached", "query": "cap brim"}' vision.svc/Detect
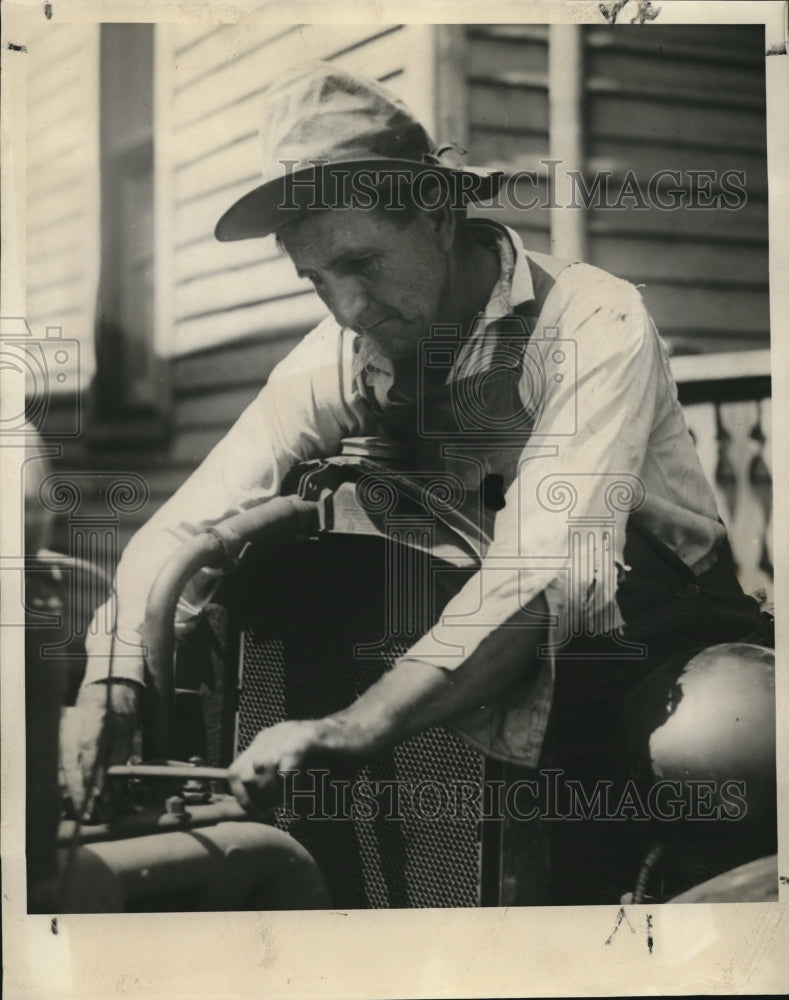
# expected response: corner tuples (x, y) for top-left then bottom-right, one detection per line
(214, 159), (504, 242)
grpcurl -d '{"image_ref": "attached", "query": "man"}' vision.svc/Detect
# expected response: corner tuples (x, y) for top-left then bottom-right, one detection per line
(68, 63), (768, 846)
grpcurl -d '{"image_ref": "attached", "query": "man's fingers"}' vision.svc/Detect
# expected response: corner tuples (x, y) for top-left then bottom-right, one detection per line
(61, 682), (141, 821)
(227, 770), (252, 811)
(228, 761), (281, 815)
(60, 708), (91, 815)
(229, 742), (291, 808)
(227, 721), (323, 814)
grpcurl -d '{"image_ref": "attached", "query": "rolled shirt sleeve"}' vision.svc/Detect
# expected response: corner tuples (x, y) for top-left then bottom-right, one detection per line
(83, 319), (367, 685)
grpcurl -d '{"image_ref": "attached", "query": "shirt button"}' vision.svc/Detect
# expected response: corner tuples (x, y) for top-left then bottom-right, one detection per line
(677, 583), (701, 599)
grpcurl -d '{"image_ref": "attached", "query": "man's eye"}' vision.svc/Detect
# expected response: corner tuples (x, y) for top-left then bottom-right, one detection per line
(347, 256), (377, 275)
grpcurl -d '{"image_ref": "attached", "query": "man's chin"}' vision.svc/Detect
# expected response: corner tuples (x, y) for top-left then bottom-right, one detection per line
(356, 332), (418, 362)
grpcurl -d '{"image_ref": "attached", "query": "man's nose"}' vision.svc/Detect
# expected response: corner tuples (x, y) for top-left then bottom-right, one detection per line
(326, 276), (369, 330)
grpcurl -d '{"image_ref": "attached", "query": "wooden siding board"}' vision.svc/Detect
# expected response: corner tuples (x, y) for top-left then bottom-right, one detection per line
(585, 25), (765, 63)
(468, 38), (548, 78)
(172, 334), (302, 392)
(174, 255), (309, 321)
(583, 25), (767, 356)
(26, 41), (86, 100)
(174, 175), (259, 247)
(171, 427), (227, 464)
(589, 235), (768, 287)
(587, 199), (768, 243)
(588, 94), (766, 151)
(173, 24), (228, 58)
(469, 83), (549, 133)
(467, 131), (550, 169)
(463, 24), (769, 359)
(469, 194), (551, 237)
(175, 293), (323, 353)
(171, 25), (402, 130)
(174, 238), (277, 285)
(319, 28), (406, 81)
(173, 385), (261, 431)
(640, 284), (769, 338)
(586, 48), (765, 99)
(26, 181), (94, 229)
(668, 332), (770, 356)
(467, 26), (549, 43)
(174, 134), (258, 198)
(587, 140), (767, 201)
(28, 240), (83, 267)
(172, 24), (302, 99)
(27, 207), (83, 237)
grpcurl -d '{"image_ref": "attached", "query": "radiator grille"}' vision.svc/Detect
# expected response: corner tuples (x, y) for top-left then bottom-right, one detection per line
(231, 533), (484, 908)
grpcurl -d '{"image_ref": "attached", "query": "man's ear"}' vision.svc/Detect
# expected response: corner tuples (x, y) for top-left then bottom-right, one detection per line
(431, 203), (457, 253)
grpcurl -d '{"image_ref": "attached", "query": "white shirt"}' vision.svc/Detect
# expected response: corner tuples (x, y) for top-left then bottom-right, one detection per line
(85, 222), (725, 765)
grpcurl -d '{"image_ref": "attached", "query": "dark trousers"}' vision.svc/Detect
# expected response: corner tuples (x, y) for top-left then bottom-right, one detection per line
(547, 523), (773, 903)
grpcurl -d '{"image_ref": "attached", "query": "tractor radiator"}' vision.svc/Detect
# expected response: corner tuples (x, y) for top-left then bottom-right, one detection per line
(204, 531), (492, 909)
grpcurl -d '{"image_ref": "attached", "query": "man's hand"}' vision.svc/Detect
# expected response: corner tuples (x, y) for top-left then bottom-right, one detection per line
(228, 717), (352, 814)
(227, 594), (549, 815)
(61, 678), (143, 820)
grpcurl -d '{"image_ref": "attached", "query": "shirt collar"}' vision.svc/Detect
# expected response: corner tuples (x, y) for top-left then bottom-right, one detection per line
(464, 219), (535, 324)
(450, 221), (537, 376)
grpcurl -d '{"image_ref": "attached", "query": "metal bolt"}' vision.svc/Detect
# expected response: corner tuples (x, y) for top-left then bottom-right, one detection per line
(165, 795), (187, 815)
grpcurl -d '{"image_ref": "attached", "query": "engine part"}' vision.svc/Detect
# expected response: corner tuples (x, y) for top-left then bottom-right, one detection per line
(669, 854), (778, 903)
(55, 819), (331, 912)
(142, 495), (319, 758)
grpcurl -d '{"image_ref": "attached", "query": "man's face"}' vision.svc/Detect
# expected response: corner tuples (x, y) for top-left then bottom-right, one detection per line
(278, 206), (450, 360)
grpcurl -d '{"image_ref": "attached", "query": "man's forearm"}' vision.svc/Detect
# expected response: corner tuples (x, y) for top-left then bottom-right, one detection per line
(82, 612), (147, 686)
(322, 592), (549, 761)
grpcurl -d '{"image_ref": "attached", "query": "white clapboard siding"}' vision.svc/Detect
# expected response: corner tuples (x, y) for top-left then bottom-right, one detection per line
(176, 133), (260, 205)
(173, 235), (277, 285)
(462, 23), (768, 355)
(583, 24), (768, 356)
(174, 156), (259, 247)
(26, 23), (100, 386)
(645, 282), (767, 328)
(587, 143), (767, 198)
(174, 288), (325, 355)
(26, 28), (89, 101)
(584, 195), (768, 242)
(171, 24), (402, 132)
(26, 176), (95, 230)
(174, 251), (311, 320)
(173, 384), (261, 431)
(173, 334), (300, 394)
(590, 237), (769, 288)
(463, 25), (551, 250)
(586, 43), (765, 98)
(172, 24), (226, 58)
(588, 92), (765, 151)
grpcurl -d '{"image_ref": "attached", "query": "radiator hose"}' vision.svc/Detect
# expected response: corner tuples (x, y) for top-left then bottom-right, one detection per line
(141, 496), (319, 758)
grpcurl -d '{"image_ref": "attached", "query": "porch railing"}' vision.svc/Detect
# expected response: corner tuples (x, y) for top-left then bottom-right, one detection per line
(672, 349), (773, 605)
